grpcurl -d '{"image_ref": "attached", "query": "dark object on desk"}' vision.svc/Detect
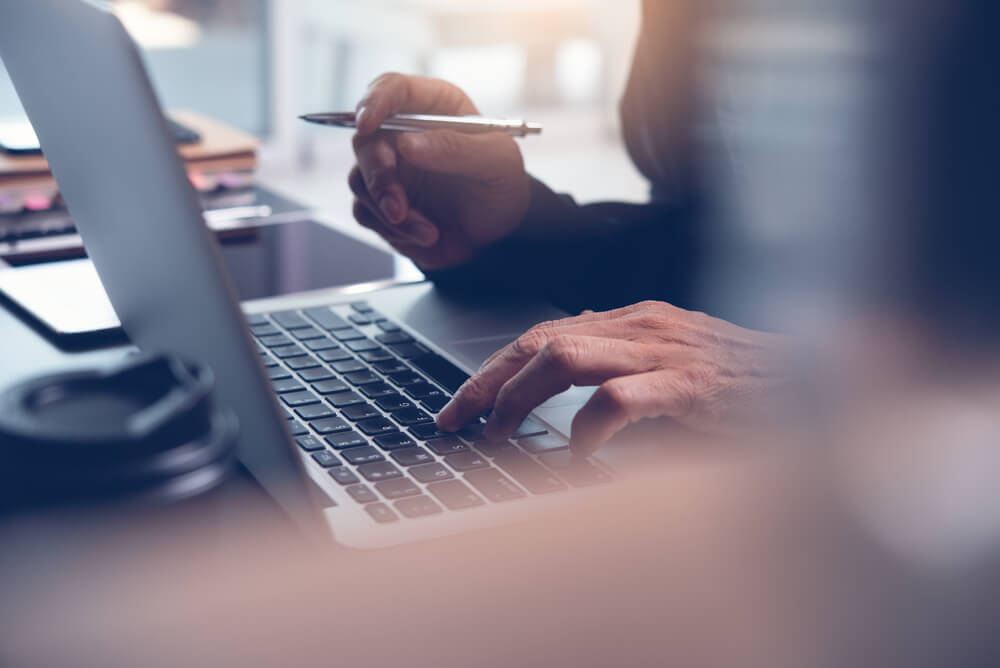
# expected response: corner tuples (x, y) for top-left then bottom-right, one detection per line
(0, 117), (201, 156)
(0, 353), (236, 512)
(0, 219), (397, 342)
(0, 185), (308, 264)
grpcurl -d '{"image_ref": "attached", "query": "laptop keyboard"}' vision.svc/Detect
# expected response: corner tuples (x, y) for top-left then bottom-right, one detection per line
(248, 301), (612, 524)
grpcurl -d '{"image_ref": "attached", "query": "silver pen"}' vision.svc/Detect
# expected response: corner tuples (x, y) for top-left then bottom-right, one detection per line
(299, 111), (542, 138)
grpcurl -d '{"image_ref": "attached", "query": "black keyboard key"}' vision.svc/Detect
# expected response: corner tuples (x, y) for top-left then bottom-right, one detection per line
(389, 342), (431, 359)
(475, 439), (515, 457)
(266, 366), (291, 380)
(332, 327), (365, 341)
(305, 337), (340, 352)
(464, 469), (526, 502)
(295, 403), (336, 421)
(426, 437), (469, 456)
(391, 447), (434, 467)
(394, 495), (443, 518)
(345, 371), (381, 386)
(289, 326), (324, 340)
(272, 378), (304, 394)
(458, 422), (488, 441)
(246, 313), (269, 326)
(297, 366), (335, 382)
(327, 391), (364, 408)
(374, 393), (415, 412)
(386, 370), (423, 386)
(374, 432), (418, 451)
(342, 446), (385, 465)
(271, 310), (310, 329)
(537, 452), (613, 486)
(410, 462), (454, 484)
(271, 343), (306, 358)
(312, 378), (350, 394)
(513, 417), (548, 439)
(346, 338), (381, 353)
(360, 382), (396, 398)
(410, 354), (469, 394)
(250, 323), (280, 337)
(288, 420), (309, 436)
(311, 450), (341, 468)
(317, 347), (353, 362)
(357, 417), (397, 436)
(410, 423), (450, 441)
(375, 319), (401, 332)
(375, 331), (413, 345)
(325, 430), (367, 449)
(346, 484), (378, 504)
(375, 477), (421, 500)
(374, 360), (410, 374)
(391, 407), (433, 426)
(359, 349), (394, 363)
(493, 452), (566, 494)
(295, 434), (325, 452)
(421, 395), (449, 413)
(444, 451), (490, 472)
(350, 301), (374, 313)
(258, 333), (293, 347)
(405, 382), (446, 402)
(358, 460), (403, 482)
(328, 467), (360, 485)
(285, 355), (320, 370)
(427, 480), (485, 509)
(348, 313), (372, 326)
(280, 390), (320, 407)
(341, 403), (381, 421)
(310, 416), (351, 434)
(517, 433), (568, 454)
(304, 307), (349, 330)
(331, 359), (366, 373)
(364, 502), (398, 523)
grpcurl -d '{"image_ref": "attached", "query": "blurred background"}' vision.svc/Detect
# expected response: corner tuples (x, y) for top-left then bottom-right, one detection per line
(0, 0), (648, 229)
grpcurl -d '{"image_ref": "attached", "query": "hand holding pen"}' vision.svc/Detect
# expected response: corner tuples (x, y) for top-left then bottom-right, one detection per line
(329, 74), (533, 271)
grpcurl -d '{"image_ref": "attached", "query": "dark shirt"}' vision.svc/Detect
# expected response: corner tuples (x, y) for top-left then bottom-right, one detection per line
(428, 0), (704, 315)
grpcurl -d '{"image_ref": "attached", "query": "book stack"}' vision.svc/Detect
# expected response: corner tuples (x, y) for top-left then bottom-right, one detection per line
(0, 109), (259, 214)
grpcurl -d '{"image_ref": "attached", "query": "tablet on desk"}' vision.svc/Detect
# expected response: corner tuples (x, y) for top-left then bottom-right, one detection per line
(0, 219), (397, 340)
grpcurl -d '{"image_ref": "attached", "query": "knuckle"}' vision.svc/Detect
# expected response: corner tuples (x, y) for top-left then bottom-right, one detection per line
(596, 379), (633, 416)
(530, 319), (561, 332)
(365, 164), (395, 193)
(431, 131), (463, 157)
(369, 71), (403, 91)
(541, 335), (583, 373)
(511, 330), (548, 358)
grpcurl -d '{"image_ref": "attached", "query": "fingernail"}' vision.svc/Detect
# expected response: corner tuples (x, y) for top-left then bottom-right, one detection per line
(379, 194), (402, 223)
(355, 106), (368, 130)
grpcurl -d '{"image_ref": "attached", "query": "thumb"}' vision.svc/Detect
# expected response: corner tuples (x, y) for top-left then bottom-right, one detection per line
(397, 130), (512, 179)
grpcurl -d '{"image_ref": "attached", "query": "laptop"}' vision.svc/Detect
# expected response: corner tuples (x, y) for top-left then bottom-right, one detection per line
(0, 0), (637, 548)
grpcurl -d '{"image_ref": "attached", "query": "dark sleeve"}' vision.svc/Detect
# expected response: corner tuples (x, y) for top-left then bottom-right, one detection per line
(424, 177), (702, 315)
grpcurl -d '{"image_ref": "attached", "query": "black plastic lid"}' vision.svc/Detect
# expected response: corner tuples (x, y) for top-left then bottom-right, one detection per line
(0, 353), (236, 509)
